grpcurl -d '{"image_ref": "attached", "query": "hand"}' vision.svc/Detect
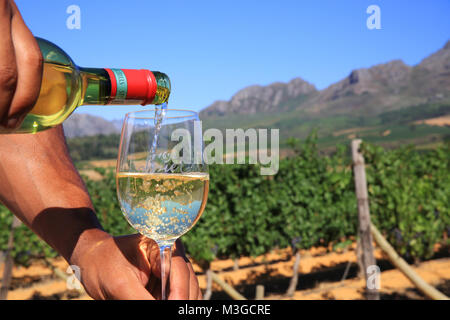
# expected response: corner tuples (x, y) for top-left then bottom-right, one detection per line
(0, 126), (202, 300)
(0, 0), (43, 129)
(71, 230), (202, 300)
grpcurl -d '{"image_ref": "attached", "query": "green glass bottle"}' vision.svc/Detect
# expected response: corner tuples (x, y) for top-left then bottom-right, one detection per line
(0, 37), (171, 134)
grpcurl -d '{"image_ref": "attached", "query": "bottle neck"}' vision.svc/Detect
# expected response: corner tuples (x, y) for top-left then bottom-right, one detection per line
(79, 68), (170, 106)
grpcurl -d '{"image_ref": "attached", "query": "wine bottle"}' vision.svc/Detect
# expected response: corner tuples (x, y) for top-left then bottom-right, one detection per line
(0, 37), (171, 134)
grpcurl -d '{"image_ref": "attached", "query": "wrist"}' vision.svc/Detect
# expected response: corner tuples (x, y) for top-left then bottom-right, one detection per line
(31, 207), (107, 265)
(69, 227), (112, 267)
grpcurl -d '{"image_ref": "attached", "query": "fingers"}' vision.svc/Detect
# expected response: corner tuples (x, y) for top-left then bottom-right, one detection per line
(0, 0), (17, 126)
(168, 251), (190, 300)
(176, 240), (202, 299)
(146, 275), (162, 300)
(115, 234), (152, 285)
(7, 0), (42, 128)
(186, 259), (202, 299)
(82, 234), (156, 300)
(119, 236), (203, 300)
(168, 240), (202, 300)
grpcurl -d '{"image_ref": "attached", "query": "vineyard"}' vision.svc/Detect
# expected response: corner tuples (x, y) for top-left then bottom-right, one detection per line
(1, 136), (449, 299)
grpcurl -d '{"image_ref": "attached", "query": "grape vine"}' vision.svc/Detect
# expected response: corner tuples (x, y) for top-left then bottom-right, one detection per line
(0, 138), (449, 268)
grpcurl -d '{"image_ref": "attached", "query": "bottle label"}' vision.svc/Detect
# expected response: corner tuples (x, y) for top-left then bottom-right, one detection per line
(105, 68), (156, 105)
(109, 68), (128, 101)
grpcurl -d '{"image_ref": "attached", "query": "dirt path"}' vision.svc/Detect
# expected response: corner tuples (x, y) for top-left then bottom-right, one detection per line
(414, 115), (450, 127)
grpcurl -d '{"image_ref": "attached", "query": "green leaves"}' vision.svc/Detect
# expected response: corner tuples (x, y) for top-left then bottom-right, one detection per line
(361, 141), (450, 260)
(184, 138), (449, 264)
(0, 138), (448, 266)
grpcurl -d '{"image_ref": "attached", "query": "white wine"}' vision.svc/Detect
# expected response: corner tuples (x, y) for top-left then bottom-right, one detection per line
(116, 172), (209, 244)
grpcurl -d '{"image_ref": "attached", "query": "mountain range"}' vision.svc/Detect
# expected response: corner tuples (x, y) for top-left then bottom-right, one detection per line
(201, 40), (450, 118)
(64, 40), (450, 148)
(200, 40), (450, 148)
(63, 113), (120, 138)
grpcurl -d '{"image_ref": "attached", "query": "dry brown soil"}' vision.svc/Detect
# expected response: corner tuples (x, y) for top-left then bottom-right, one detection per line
(1, 242), (449, 300)
(414, 115), (450, 127)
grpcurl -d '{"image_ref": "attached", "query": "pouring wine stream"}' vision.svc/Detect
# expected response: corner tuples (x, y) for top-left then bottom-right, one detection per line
(145, 102), (168, 173)
(144, 102), (172, 299)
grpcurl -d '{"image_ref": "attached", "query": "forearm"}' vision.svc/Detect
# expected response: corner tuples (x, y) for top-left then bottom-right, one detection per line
(0, 125), (107, 262)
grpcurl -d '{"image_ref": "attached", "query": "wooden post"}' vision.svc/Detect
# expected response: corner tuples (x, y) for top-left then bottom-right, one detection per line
(210, 271), (246, 300)
(371, 223), (448, 300)
(233, 258), (239, 271)
(286, 248), (301, 296)
(255, 285), (265, 300)
(203, 267), (213, 300)
(0, 216), (21, 300)
(351, 139), (379, 300)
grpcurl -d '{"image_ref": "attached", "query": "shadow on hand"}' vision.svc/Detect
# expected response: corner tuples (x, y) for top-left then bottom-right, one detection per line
(31, 207), (103, 262)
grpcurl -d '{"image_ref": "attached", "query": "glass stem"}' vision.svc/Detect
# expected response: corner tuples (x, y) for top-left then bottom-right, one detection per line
(159, 244), (173, 300)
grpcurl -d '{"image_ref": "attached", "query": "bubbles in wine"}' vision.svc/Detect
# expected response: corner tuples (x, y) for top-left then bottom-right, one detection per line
(117, 172), (209, 243)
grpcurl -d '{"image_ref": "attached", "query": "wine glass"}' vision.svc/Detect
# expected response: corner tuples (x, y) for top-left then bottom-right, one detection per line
(116, 109), (209, 300)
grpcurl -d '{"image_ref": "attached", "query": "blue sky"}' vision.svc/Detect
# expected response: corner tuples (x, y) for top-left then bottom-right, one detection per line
(16, 0), (450, 121)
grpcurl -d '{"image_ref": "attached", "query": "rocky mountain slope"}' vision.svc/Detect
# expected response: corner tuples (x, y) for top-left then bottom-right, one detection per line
(63, 113), (119, 138)
(200, 40), (450, 119)
(201, 78), (317, 117)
